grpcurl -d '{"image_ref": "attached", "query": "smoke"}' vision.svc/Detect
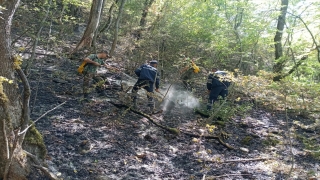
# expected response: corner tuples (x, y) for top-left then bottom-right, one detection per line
(160, 85), (200, 113)
(116, 73), (200, 112)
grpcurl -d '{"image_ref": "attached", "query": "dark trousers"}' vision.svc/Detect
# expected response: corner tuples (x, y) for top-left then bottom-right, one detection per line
(131, 79), (154, 108)
(207, 86), (228, 110)
(83, 73), (106, 96)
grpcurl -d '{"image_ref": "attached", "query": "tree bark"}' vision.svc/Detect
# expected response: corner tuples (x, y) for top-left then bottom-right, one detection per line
(0, 0), (32, 179)
(72, 0), (104, 53)
(99, 0), (119, 34)
(110, 0), (126, 56)
(273, 0), (289, 80)
(136, 0), (155, 40)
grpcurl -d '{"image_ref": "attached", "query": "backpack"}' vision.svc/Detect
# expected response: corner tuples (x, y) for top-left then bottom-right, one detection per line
(77, 61), (87, 74)
(214, 71), (231, 88)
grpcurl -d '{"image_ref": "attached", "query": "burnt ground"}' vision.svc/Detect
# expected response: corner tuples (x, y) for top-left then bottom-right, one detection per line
(25, 58), (320, 180)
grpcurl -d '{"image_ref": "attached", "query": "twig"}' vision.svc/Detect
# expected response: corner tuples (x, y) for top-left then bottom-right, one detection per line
(20, 52), (57, 56)
(109, 101), (180, 135)
(3, 118), (10, 180)
(110, 101), (235, 149)
(11, 27), (33, 46)
(160, 83), (172, 102)
(285, 95), (295, 178)
(222, 157), (271, 163)
(181, 131), (235, 150)
(24, 150), (58, 180)
(16, 68), (31, 142)
(207, 173), (251, 179)
(18, 101), (66, 136)
(32, 165), (59, 180)
(4, 129), (20, 180)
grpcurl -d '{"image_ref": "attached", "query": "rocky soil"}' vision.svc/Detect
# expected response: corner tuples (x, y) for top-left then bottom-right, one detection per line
(25, 58), (320, 180)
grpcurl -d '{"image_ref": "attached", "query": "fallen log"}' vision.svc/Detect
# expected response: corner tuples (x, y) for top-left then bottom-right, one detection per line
(109, 101), (180, 135)
(109, 101), (235, 150)
(181, 131), (235, 150)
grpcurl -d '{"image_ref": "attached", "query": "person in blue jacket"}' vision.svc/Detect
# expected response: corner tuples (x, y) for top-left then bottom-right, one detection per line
(206, 68), (231, 110)
(132, 60), (160, 111)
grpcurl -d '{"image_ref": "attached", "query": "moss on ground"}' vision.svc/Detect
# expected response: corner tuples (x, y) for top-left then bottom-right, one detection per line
(241, 136), (252, 145)
(24, 122), (47, 159)
(262, 137), (280, 147)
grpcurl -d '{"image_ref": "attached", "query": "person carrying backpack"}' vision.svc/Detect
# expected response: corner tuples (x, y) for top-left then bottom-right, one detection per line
(131, 60), (160, 112)
(80, 51), (113, 100)
(206, 67), (231, 110)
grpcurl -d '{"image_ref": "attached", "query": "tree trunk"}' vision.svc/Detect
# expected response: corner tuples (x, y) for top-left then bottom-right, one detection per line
(136, 0), (155, 40)
(24, 0), (52, 75)
(99, 0), (119, 34)
(72, 0), (104, 53)
(273, 0), (289, 81)
(110, 0), (126, 56)
(0, 0), (31, 179)
(92, 0), (107, 50)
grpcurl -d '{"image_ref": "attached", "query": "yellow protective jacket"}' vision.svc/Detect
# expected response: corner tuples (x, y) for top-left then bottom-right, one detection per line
(191, 61), (200, 73)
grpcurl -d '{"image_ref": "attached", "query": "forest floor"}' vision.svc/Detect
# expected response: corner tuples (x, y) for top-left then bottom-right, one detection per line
(23, 56), (320, 180)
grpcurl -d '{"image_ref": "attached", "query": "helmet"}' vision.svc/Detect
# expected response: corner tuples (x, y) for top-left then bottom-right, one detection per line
(150, 60), (158, 65)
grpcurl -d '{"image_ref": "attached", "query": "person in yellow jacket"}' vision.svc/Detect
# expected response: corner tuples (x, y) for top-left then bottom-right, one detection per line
(180, 58), (200, 90)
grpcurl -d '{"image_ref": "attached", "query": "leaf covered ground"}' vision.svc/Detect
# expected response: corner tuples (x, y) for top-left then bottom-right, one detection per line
(25, 57), (320, 180)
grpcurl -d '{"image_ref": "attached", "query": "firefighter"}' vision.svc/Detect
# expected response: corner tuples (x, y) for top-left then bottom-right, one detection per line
(132, 60), (160, 112)
(206, 68), (231, 110)
(81, 51), (113, 100)
(180, 58), (200, 90)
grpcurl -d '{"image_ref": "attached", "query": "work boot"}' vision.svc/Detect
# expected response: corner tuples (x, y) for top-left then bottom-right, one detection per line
(96, 88), (107, 97)
(82, 93), (90, 103)
(132, 100), (138, 109)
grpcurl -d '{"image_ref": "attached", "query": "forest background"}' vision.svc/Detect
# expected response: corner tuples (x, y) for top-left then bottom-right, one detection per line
(0, 0), (320, 179)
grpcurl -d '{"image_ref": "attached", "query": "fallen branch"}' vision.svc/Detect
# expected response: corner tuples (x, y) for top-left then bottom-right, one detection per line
(222, 157), (271, 163)
(21, 52), (57, 57)
(18, 101), (66, 136)
(24, 150), (58, 180)
(181, 131), (235, 150)
(109, 101), (180, 135)
(206, 173), (252, 179)
(109, 101), (234, 150)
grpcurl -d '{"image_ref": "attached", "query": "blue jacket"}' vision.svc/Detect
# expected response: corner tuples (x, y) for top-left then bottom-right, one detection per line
(207, 71), (230, 90)
(135, 64), (160, 89)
